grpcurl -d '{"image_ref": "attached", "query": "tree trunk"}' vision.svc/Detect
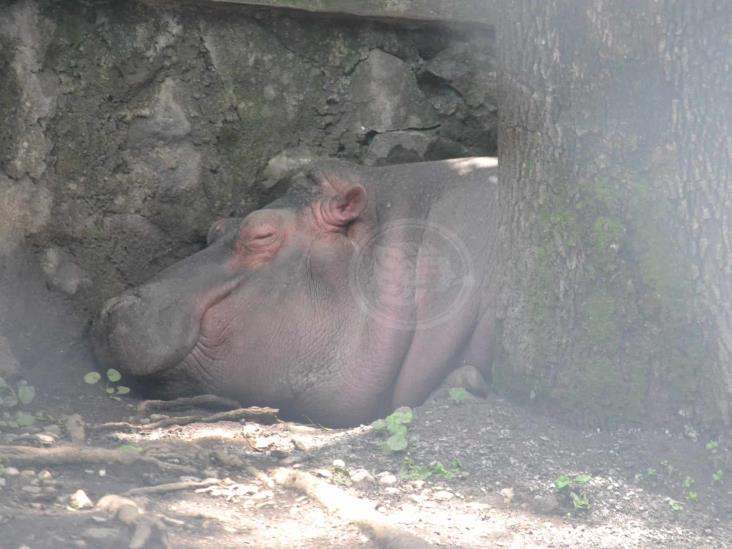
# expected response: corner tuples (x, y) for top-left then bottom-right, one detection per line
(493, 0), (732, 427)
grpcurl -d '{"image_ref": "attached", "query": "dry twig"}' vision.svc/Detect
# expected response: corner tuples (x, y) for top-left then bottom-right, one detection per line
(272, 467), (433, 548)
(0, 445), (196, 474)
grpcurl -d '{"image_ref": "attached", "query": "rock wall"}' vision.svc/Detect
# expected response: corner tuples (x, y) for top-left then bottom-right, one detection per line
(0, 0), (496, 326)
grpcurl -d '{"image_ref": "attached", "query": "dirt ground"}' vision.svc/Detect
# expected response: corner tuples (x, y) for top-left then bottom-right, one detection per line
(1, 363), (731, 549)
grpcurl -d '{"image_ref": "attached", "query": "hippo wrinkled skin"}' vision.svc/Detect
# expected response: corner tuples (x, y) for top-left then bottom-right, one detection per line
(92, 158), (499, 427)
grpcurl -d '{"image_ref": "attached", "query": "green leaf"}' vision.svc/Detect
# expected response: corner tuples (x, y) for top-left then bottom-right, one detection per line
(571, 492), (590, 509)
(573, 474), (592, 485)
(106, 369), (122, 383)
(449, 387), (468, 404)
(553, 475), (572, 491)
(15, 411), (35, 427)
(371, 419), (387, 431)
(17, 383), (35, 405)
(83, 372), (101, 385)
(115, 386), (131, 395)
(105, 387), (115, 394)
(385, 433), (408, 453)
(669, 499), (684, 512)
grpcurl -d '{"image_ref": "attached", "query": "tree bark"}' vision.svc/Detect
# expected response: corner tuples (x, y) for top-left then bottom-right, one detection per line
(493, 0), (732, 427)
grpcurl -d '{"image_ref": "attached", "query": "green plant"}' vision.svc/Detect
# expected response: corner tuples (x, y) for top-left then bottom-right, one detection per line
(712, 469), (724, 484)
(669, 499), (684, 512)
(681, 476), (695, 489)
(645, 467), (657, 478)
(84, 369), (130, 400)
(372, 407), (413, 453)
(706, 440), (719, 451)
(448, 387), (468, 404)
(553, 473), (591, 491)
(571, 492), (590, 509)
(400, 457), (463, 481)
(0, 376), (37, 428)
(686, 490), (698, 502)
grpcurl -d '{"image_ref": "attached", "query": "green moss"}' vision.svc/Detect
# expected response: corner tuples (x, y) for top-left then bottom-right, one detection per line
(507, 172), (704, 425)
(0, 37), (21, 172)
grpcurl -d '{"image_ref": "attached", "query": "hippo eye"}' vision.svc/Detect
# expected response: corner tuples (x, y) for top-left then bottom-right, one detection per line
(245, 224), (279, 250)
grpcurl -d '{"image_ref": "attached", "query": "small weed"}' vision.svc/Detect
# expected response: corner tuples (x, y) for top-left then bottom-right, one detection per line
(84, 369), (130, 400)
(712, 469), (724, 484)
(686, 491), (698, 502)
(372, 407), (413, 453)
(706, 440), (719, 451)
(681, 476), (695, 489)
(669, 499), (684, 512)
(0, 376), (37, 428)
(571, 492), (590, 510)
(400, 457), (463, 481)
(554, 473), (592, 512)
(448, 387), (468, 404)
(645, 467), (657, 478)
(553, 473), (591, 491)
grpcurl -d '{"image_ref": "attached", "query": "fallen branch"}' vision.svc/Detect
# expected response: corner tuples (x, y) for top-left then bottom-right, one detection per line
(124, 478), (221, 496)
(94, 406), (279, 432)
(272, 468), (433, 549)
(0, 445), (196, 474)
(137, 395), (242, 414)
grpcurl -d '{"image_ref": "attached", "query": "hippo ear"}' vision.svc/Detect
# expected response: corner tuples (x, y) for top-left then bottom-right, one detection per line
(317, 182), (367, 229)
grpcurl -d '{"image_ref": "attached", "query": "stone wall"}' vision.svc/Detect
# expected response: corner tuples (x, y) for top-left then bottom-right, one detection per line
(0, 0), (496, 354)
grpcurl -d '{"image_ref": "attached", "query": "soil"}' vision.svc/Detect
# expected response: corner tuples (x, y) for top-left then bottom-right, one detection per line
(1, 367), (731, 549)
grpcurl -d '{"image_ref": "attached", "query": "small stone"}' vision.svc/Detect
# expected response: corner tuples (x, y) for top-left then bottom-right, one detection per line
(98, 469), (106, 477)
(35, 433), (56, 445)
(0, 478), (6, 487)
(499, 487), (514, 504)
(38, 470), (53, 481)
(4, 467), (20, 476)
(377, 472), (397, 485)
(21, 485), (42, 494)
(433, 490), (454, 501)
(20, 469), (36, 478)
(69, 489), (94, 510)
(350, 469), (374, 484)
(332, 459), (346, 469)
(314, 468), (332, 479)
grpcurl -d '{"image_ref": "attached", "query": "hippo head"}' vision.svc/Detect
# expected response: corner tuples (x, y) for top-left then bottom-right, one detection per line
(92, 164), (414, 426)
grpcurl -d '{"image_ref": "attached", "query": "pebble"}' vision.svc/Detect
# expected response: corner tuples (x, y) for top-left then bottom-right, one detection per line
(433, 490), (454, 501)
(20, 470), (36, 478)
(350, 469), (374, 484)
(332, 459), (346, 469)
(35, 433), (56, 445)
(377, 472), (397, 485)
(69, 489), (94, 510)
(21, 485), (42, 494)
(38, 470), (53, 481)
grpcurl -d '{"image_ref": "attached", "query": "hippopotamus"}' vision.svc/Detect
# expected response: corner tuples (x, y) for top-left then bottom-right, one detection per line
(92, 157), (499, 427)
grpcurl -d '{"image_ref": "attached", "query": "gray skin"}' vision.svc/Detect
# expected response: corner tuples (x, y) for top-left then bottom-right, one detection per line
(92, 158), (498, 427)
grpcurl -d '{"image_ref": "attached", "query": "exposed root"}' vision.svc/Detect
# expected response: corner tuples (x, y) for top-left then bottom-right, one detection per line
(124, 478), (221, 496)
(137, 394), (242, 414)
(0, 445), (196, 474)
(95, 406), (279, 432)
(272, 467), (433, 549)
